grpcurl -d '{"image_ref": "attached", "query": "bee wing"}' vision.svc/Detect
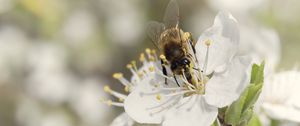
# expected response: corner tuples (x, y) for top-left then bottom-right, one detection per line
(147, 21), (165, 50)
(163, 0), (179, 29)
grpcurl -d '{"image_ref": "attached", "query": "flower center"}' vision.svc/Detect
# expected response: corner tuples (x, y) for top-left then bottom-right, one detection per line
(155, 39), (213, 98)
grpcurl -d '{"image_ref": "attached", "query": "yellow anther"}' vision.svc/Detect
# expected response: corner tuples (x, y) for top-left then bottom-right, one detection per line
(205, 39), (212, 46)
(118, 98), (124, 102)
(103, 85), (111, 93)
(131, 60), (136, 65)
(151, 49), (156, 55)
(113, 73), (123, 79)
(100, 98), (112, 106)
(145, 48), (151, 54)
(139, 53), (145, 62)
(149, 66), (155, 72)
(160, 55), (166, 60)
(107, 100), (112, 106)
(124, 85), (130, 93)
(131, 60), (138, 71)
(149, 56), (155, 61)
(156, 94), (161, 101)
(126, 64), (132, 69)
(183, 32), (192, 42)
(138, 72), (143, 78)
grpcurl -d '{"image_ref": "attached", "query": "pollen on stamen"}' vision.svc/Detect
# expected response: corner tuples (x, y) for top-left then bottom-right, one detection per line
(103, 85), (111, 93)
(100, 98), (112, 106)
(156, 94), (162, 101)
(205, 39), (212, 46)
(131, 60), (138, 71)
(145, 48), (151, 54)
(139, 53), (145, 62)
(149, 66), (155, 72)
(113, 73), (123, 79)
(138, 72), (144, 78)
(118, 98), (124, 102)
(126, 64), (132, 69)
(160, 55), (167, 63)
(124, 85), (130, 92)
(151, 49), (156, 55)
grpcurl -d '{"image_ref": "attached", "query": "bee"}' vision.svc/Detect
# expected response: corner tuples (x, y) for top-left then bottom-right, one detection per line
(147, 0), (198, 86)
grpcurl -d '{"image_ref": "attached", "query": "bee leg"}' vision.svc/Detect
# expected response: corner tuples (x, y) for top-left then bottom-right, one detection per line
(173, 74), (180, 87)
(193, 67), (199, 70)
(189, 40), (199, 62)
(189, 40), (196, 54)
(161, 59), (168, 85)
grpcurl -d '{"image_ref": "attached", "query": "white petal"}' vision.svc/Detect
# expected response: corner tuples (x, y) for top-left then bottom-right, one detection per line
(196, 11), (239, 74)
(124, 73), (179, 124)
(204, 56), (252, 108)
(110, 113), (134, 126)
(162, 96), (218, 126)
(238, 25), (281, 75)
(262, 103), (300, 123)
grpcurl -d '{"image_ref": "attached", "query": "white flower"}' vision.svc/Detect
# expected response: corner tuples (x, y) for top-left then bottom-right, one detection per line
(26, 42), (76, 105)
(260, 70), (300, 123)
(69, 78), (111, 126)
(124, 11), (252, 126)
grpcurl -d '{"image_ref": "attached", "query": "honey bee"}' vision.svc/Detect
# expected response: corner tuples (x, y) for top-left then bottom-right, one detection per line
(147, 0), (198, 86)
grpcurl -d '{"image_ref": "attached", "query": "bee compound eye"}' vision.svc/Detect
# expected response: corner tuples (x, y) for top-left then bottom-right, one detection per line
(171, 63), (177, 70)
(182, 59), (190, 65)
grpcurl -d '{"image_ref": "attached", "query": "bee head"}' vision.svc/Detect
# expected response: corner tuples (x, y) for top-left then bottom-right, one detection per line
(171, 58), (190, 71)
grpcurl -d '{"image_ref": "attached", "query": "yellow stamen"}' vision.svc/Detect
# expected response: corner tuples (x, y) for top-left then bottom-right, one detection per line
(131, 60), (138, 71)
(149, 56), (155, 61)
(106, 100), (112, 106)
(160, 55), (166, 60)
(145, 48), (151, 54)
(139, 53), (145, 62)
(103, 85), (111, 93)
(205, 39), (212, 46)
(138, 72), (143, 78)
(183, 32), (192, 42)
(118, 98), (124, 102)
(124, 85), (130, 92)
(100, 98), (112, 106)
(160, 55), (168, 63)
(149, 66), (155, 72)
(113, 73), (123, 79)
(126, 64), (132, 69)
(156, 94), (161, 101)
(151, 49), (156, 55)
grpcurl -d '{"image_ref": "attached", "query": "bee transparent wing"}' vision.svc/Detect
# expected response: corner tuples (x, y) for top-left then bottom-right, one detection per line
(163, 0), (179, 29)
(147, 21), (165, 49)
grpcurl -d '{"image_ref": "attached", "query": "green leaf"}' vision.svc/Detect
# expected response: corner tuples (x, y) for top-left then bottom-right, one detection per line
(242, 83), (263, 112)
(224, 88), (249, 125)
(211, 119), (219, 126)
(224, 63), (265, 126)
(239, 108), (253, 126)
(250, 62), (265, 84)
(247, 114), (262, 126)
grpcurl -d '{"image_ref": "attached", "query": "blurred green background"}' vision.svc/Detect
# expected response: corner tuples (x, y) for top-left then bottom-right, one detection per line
(0, 0), (299, 126)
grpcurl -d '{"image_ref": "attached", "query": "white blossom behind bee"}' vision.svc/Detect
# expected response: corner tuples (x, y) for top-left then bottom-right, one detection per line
(260, 70), (300, 123)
